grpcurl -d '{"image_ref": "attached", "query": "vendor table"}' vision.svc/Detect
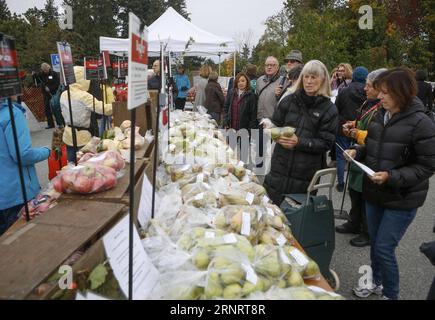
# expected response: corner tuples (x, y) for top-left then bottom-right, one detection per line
(0, 200), (126, 300)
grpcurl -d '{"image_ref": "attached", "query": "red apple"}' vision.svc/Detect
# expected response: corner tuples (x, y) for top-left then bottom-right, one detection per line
(74, 175), (93, 194)
(52, 177), (63, 193)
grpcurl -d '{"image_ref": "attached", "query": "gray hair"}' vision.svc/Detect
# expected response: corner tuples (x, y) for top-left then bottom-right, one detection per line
(367, 68), (388, 83)
(41, 62), (51, 72)
(265, 56), (279, 66)
(289, 60), (332, 97)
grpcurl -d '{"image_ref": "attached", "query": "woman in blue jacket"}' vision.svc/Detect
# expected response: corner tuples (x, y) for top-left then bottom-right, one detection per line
(174, 65), (191, 110)
(0, 98), (50, 235)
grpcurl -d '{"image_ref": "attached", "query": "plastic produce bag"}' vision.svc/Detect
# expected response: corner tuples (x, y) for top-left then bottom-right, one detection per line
(51, 163), (118, 194)
(279, 245), (322, 280)
(245, 285), (344, 300)
(212, 206), (266, 244)
(150, 270), (207, 300)
(203, 241), (263, 299)
(78, 150), (125, 171)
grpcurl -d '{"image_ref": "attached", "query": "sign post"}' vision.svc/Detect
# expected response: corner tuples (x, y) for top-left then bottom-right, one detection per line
(127, 11), (148, 301)
(57, 41), (77, 165)
(0, 33), (30, 222)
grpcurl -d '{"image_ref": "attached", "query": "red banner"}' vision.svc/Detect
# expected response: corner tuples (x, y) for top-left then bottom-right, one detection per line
(131, 33), (148, 65)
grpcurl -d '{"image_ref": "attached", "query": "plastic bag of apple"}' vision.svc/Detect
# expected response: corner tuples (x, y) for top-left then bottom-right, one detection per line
(52, 151), (125, 194)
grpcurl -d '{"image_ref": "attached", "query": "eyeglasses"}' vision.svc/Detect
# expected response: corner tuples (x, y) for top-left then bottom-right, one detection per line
(338, 69), (345, 73)
(286, 60), (299, 63)
(265, 64), (277, 67)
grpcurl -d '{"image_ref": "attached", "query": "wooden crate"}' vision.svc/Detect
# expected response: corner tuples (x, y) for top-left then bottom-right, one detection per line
(0, 200), (126, 300)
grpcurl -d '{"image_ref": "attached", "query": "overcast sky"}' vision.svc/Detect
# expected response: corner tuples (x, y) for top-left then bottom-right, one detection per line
(6, 0), (285, 47)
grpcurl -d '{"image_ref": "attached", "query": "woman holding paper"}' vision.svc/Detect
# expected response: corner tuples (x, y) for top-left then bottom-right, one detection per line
(336, 68), (387, 247)
(262, 60), (338, 205)
(344, 68), (435, 300)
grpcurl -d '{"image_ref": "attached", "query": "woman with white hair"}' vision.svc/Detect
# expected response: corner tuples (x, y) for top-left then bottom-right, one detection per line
(336, 68), (387, 247)
(262, 60), (338, 205)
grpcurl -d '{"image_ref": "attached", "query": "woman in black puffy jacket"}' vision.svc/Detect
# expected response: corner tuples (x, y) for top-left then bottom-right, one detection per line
(263, 60), (338, 205)
(345, 68), (435, 300)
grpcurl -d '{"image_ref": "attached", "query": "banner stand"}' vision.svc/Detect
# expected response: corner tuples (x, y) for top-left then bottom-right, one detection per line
(7, 98), (30, 222)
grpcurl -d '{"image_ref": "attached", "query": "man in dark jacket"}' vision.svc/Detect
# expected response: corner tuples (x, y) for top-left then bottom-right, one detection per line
(334, 66), (368, 191)
(33, 63), (60, 129)
(204, 71), (225, 124)
(148, 59), (160, 90)
(416, 69), (433, 111)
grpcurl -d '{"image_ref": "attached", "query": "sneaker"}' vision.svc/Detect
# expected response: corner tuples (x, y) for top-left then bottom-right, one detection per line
(350, 234), (370, 247)
(380, 295), (392, 300)
(335, 222), (360, 234)
(353, 284), (383, 298)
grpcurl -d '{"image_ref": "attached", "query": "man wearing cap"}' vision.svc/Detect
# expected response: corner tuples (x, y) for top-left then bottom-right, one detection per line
(276, 50), (304, 99)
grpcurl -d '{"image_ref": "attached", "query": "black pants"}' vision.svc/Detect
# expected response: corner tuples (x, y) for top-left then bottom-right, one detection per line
(428, 276), (435, 300)
(349, 188), (369, 236)
(44, 94), (55, 127)
(175, 98), (186, 110)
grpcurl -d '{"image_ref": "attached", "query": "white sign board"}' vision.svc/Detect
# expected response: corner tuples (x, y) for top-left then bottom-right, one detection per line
(102, 215), (159, 300)
(137, 175), (160, 228)
(127, 12), (149, 110)
(50, 54), (61, 73)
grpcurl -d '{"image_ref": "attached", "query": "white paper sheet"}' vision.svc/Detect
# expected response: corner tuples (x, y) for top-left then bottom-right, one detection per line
(138, 176), (160, 228)
(335, 142), (375, 177)
(103, 216), (159, 300)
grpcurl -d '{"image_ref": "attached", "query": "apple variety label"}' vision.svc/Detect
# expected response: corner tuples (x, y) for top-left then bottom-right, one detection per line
(57, 42), (76, 85)
(103, 215), (159, 300)
(276, 233), (287, 247)
(84, 57), (99, 81)
(241, 263), (258, 285)
(290, 248), (309, 267)
(127, 12), (149, 110)
(138, 175), (160, 228)
(223, 234), (238, 244)
(0, 33), (22, 98)
(241, 212), (251, 236)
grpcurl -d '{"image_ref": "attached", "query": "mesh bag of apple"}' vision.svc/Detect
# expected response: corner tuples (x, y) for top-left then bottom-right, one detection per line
(52, 151), (125, 194)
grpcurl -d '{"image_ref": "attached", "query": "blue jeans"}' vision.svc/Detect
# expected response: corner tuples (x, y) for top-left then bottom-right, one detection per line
(0, 204), (23, 236)
(365, 202), (417, 300)
(335, 136), (351, 185)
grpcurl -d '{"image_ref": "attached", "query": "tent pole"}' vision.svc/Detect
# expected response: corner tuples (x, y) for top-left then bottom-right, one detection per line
(218, 53), (221, 76)
(233, 52), (236, 77)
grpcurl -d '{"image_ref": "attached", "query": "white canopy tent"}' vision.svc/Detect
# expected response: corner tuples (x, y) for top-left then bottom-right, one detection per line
(99, 7), (237, 75)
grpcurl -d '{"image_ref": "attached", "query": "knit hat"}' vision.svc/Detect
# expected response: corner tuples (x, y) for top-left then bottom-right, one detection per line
(352, 66), (369, 83)
(284, 50), (303, 63)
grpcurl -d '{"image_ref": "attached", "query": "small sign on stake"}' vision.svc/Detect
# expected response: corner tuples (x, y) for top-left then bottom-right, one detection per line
(57, 42), (76, 85)
(127, 12), (149, 110)
(84, 57), (99, 81)
(0, 33), (22, 98)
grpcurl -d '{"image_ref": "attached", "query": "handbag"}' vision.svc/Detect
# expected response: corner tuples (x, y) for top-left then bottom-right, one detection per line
(48, 144), (68, 180)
